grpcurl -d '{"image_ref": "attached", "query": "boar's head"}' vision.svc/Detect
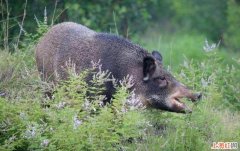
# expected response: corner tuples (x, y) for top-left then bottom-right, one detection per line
(141, 51), (201, 113)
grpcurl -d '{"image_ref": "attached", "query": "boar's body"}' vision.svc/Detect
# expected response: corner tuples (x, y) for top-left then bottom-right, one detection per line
(36, 22), (147, 99)
(36, 22), (201, 113)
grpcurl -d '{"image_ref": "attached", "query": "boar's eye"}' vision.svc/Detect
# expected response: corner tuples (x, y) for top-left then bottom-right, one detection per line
(154, 76), (168, 87)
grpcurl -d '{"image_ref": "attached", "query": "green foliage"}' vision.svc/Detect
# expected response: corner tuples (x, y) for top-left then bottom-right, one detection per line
(24, 21), (49, 46)
(0, 48), (39, 101)
(1, 0), (240, 52)
(169, 0), (227, 41)
(0, 58), (148, 150)
(22, 12), (50, 48)
(179, 51), (240, 110)
(64, 0), (154, 36)
(45, 64), (147, 150)
(225, 0), (240, 51)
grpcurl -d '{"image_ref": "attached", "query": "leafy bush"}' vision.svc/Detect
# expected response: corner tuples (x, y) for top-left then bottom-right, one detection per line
(0, 59), (149, 150)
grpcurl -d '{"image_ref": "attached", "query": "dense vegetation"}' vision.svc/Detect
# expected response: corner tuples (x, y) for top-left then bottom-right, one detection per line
(0, 0), (240, 150)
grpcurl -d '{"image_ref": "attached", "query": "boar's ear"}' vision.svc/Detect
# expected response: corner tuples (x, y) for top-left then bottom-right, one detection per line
(143, 56), (156, 81)
(152, 50), (162, 63)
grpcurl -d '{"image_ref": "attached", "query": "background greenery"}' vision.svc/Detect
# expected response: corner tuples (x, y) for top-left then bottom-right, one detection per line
(1, 0), (240, 51)
(0, 0), (240, 150)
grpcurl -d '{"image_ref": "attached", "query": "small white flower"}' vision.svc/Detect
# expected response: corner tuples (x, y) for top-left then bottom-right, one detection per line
(121, 107), (127, 113)
(41, 139), (50, 147)
(83, 99), (90, 110)
(120, 75), (135, 89)
(24, 124), (37, 139)
(201, 62), (205, 68)
(167, 65), (171, 72)
(73, 115), (83, 129)
(145, 121), (153, 127)
(183, 60), (189, 68)
(49, 127), (54, 131)
(203, 39), (220, 52)
(125, 92), (145, 111)
(0, 92), (6, 97)
(98, 100), (104, 107)
(19, 112), (27, 120)
(9, 135), (16, 142)
(201, 78), (208, 87)
(179, 70), (186, 78)
(44, 7), (47, 25)
(56, 102), (67, 109)
(231, 65), (236, 71)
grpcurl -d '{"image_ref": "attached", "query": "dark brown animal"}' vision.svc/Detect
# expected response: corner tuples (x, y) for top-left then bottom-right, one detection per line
(36, 22), (201, 113)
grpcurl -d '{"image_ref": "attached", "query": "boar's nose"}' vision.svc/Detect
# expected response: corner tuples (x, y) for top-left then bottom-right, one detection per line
(192, 92), (202, 101)
(197, 92), (202, 100)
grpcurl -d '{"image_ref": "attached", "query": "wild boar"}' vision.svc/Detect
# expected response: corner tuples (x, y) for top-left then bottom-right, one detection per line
(36, 22), (201, 113)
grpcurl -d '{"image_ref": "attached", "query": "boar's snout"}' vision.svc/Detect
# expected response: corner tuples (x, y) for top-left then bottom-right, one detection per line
(191, 92), (202, 102)
(176, 84), (202, 101)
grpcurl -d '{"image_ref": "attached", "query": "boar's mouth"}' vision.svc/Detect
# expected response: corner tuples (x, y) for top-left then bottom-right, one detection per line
(148, 95), (193, 113)
(170, 97), (192, 113)
(168, 91), (202, 113)
(147, 89), (201, 113)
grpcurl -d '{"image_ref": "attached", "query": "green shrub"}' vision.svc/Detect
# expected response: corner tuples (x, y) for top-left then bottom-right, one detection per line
(0, 59), (149, 150)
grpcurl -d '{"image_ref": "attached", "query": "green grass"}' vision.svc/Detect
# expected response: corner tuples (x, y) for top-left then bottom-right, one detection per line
(0, 29), (240, 150)
(134, 28), (240, 70)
